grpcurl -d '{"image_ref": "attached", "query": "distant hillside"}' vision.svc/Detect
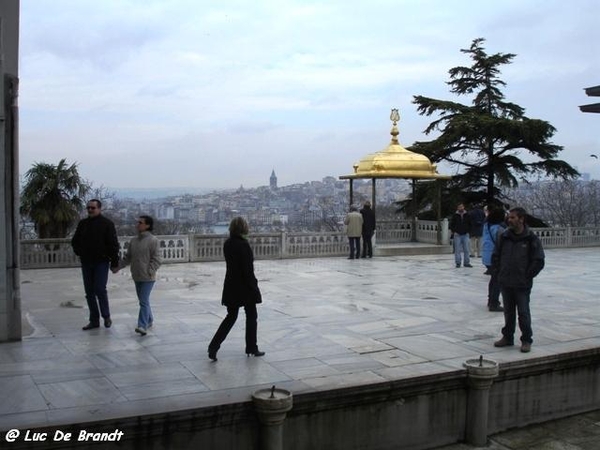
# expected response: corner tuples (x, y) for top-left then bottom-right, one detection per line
(109, 187), (216, 200)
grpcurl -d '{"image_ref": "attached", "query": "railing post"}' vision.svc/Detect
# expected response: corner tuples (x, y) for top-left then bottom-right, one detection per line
(280, 231), (287, 258)
(441, 218), (449, 245)
(252, 387), (293, 450)
(464, 357), (499, 446)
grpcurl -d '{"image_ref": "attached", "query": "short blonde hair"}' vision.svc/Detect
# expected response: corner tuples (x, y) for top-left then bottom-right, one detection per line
(229, 216), (249, 236)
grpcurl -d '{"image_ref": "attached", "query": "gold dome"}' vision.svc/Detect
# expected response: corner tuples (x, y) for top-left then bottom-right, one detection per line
(342, 110), (449, 180)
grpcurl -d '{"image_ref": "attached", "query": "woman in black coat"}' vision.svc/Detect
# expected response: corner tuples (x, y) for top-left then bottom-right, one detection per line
(208, 217), (264, 361)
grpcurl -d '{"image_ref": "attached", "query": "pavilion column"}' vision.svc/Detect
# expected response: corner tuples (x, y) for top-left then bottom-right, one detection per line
(371, 178), (376, 213)
(349, 179), (354, 207)
(411, 179), (417, 242)
(436, 179), (442, 245)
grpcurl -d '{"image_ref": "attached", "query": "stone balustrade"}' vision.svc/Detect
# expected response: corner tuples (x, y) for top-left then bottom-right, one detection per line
(19, 221), (600, 269)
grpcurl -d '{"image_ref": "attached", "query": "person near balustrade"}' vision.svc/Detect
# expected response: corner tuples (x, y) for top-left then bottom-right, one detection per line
(117, 215), (161, 336)
(208, 217), (264, 361)
(492, 207), (545, 353)
(449, 202), (472, 268)
(469, 203), (485, 258)
(360, 201), (376, 258)
(71, 199), (120, 331)
(481, 206), (505, 312)
(344, 206), (363, 259)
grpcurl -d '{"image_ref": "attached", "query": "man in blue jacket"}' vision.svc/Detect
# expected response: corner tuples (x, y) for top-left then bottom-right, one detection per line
(71, 199), (120, 330)
(492, 207), (545, 353)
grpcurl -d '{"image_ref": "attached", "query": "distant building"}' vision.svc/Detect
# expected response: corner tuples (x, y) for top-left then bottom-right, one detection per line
(580, 85), (600, 113)
(157, 204), (175, 220)
(270, 169), (278, 190)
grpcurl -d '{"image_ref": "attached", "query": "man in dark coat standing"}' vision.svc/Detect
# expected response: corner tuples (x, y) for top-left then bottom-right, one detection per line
(71, 199), (120, 330)
(208, 217), (264, 361)
(492, 207), (545, 353)
(360, 201), (376, 258)
(449, 203), (472, 268)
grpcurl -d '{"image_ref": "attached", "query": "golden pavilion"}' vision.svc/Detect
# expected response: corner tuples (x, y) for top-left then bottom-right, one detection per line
(339, 109), (450, 241)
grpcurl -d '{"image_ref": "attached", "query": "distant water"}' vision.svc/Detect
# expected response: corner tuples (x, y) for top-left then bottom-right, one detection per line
(211, 225), (229, 234)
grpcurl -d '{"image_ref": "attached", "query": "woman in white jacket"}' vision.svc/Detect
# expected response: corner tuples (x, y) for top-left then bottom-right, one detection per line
(119, 215), (161, 336)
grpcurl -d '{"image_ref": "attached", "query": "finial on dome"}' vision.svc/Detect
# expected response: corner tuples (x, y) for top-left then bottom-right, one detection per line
(389, 108), (400, 145)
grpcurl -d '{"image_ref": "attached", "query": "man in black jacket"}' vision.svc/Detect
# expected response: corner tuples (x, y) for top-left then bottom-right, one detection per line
(449, 203), (472, 268)
(492, 207), (545, 353)
(71, 199), (120, 330)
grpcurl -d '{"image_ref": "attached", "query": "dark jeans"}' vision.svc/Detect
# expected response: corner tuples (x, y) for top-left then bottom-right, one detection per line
(81, 261), (110, 324)
(348, 237), (360, 259)
(486, 265), (501, 308)
(500, 286), (532, 344)
(209, 304), (258, 354)
(362, 232), (373, 258)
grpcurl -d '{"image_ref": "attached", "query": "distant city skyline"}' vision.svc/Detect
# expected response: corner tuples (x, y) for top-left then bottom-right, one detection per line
(108, 171), (383, 200)
(19, 1), (600, 189)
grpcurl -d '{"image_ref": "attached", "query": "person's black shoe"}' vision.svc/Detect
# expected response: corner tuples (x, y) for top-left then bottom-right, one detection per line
(246, 350), (265, 357)
(82, 323), (100, 331)
(104, 318), (112, 328)
(489, 305), (504, 312)
(464, 263), (473, 268)
(483, 269), (491, 275)
(208, 349), (218, 361)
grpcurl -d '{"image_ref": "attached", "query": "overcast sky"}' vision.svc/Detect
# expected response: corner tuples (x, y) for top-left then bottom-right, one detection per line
(19, 0), (600, 190)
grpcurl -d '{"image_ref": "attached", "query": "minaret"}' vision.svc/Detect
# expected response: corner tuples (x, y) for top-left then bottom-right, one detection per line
(270, 169), (277, 189)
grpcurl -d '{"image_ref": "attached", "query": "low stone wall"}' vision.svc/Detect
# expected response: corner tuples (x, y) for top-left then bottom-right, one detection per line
(7, 349), (599, 450)
(19, 221), (443, 268)
(18, 223), (600, 269)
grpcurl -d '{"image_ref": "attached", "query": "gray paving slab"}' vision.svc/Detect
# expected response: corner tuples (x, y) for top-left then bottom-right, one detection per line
(1, 247), (600, 448)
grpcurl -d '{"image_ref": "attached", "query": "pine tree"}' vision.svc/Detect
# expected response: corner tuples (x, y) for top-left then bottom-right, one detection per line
(410, 38), (578, 210)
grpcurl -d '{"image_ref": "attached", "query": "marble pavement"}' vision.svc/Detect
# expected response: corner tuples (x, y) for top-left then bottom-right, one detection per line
(1, 247), (599, 441)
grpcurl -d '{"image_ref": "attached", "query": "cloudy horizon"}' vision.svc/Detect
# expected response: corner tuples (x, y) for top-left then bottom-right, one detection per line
(19, 0), (600, 190)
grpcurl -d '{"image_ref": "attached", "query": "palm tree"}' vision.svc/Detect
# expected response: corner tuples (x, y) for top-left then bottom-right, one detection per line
(20, 159), (90, 238)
